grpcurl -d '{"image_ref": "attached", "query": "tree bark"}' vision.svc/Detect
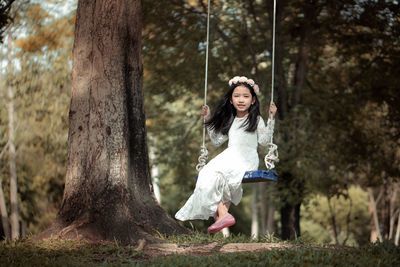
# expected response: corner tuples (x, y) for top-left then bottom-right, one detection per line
(0, 179), (10, 239)
(7, 25), (19, 241)
(38, 0), (188, 244)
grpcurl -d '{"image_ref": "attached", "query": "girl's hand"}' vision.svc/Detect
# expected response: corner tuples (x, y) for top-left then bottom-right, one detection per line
(268, 102), (277, 119)
(201, 105), (211, 122)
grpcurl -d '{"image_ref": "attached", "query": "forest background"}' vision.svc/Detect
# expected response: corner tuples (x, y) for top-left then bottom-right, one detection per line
(0, 0), (399, 247)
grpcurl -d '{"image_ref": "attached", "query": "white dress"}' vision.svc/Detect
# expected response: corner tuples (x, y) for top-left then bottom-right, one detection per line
(175, 116), (275, 221)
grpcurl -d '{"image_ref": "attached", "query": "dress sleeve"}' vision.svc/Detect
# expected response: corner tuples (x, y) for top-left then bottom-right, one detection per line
(207, 127), (228, 147)
(257, 116), (275, 146)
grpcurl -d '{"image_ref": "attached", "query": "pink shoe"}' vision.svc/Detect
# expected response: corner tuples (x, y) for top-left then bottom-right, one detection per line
(207, 214), (236, 234)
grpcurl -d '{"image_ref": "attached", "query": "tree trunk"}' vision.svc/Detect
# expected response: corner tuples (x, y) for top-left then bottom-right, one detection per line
(389, 182), (398, 240)
(266, 200), (275, 234)
(280, 201), (300, 240)
(259, 182), (275, 235)
(381, 176), (391, 239)
(0, 179), (10, 239)
(259, 182), (266, 235)
(327, 197), (339, 244)
(150, 146), (161, 204)
(395, 210), (400, 246)
(251, 184), (259, 239)
(7, 25), (19, 241)
(221, 227), (230, 238)
(368, 187), (383, 242)
(38, 0), (187, 244)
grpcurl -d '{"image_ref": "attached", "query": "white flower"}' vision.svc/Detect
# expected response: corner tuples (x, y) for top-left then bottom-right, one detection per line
(228, 76), (258, 92)
(239, 76), (247, 83)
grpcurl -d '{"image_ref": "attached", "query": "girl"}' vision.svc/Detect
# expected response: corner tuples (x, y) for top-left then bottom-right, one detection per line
(175, 76), (277, 234)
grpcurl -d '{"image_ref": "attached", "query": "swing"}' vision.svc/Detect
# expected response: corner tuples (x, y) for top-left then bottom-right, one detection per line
(195, 0), (279, 184)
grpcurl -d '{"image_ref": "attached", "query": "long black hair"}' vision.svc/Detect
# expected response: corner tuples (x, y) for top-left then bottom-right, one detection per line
(205, 82), (260, 135)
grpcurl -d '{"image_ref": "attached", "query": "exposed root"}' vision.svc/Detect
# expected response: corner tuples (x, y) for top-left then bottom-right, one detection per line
(136, 239), (146, 251)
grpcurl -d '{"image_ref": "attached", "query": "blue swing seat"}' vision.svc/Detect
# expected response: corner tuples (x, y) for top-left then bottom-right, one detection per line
(196, 169), (278, 183)
(242, 169), (278, 183)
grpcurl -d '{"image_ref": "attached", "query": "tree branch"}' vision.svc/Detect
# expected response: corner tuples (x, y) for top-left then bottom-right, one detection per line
(0, 140), (10, 160)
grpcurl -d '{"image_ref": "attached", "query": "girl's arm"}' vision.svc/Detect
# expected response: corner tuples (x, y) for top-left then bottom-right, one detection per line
(207, 127), (228, 147)
(257, 117), (275, 146)
(202, 105), (228, 147)
(257, 102), (277, 146)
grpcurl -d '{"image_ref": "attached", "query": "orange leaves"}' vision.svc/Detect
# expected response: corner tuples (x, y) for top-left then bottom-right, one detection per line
(14, 4), (75, 54)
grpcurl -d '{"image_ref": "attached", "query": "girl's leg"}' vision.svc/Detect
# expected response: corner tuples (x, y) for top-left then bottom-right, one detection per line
(208, 201), (236, 233)
(215, 201), (232, 222)
(224, 201), (231, 210)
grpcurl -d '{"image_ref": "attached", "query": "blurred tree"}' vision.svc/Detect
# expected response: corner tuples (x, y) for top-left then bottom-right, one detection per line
(301, 186), (370, 246)
(0, 1), (75, 238)
(6, 24), (19, 240)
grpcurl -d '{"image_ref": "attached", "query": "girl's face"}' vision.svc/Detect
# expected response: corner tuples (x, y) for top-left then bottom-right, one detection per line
(230, 85), (255, 117)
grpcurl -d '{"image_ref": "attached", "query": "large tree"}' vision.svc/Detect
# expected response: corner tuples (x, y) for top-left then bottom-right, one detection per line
(38, 0), (187, 243)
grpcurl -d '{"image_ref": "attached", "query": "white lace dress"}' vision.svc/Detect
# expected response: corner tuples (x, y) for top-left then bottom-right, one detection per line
(175, 116), (275, 221)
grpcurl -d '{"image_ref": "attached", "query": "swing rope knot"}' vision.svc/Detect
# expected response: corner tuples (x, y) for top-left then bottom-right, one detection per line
(196, 145), (209, 172)
(264, 143), (279, 170)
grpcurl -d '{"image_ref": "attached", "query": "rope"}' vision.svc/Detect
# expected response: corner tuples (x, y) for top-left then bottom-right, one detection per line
(264, 143), (279, 170)
(196, 0), (211, 172)
(265, 0), (279, 170)
(270, 0), (276, 104)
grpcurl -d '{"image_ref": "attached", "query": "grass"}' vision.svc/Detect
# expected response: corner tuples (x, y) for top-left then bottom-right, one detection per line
(0, 238), (146, 266)
(156, 230), (283, 244)
(0, 234), (399, 266)
(142, 242), (400, 267)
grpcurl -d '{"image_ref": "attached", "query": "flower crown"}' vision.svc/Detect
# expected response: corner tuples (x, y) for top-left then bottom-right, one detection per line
(228, 76), (260, 94)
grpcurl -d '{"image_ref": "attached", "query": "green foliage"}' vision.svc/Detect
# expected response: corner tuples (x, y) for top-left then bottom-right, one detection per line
(301, 186), (370, 246)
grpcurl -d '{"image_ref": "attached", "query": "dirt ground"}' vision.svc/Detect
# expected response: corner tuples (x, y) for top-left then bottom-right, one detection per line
(142, 241), (293, 257)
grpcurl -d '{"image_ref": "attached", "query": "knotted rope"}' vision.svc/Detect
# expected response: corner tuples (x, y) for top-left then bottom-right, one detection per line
(196, 0), (211, 172)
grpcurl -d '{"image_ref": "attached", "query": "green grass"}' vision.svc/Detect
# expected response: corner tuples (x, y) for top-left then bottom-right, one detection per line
(0, 238), (146, 266)
(0, 235), (399, 266)
(141, 242), (400, 267)
(156, 230), (283, 244)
